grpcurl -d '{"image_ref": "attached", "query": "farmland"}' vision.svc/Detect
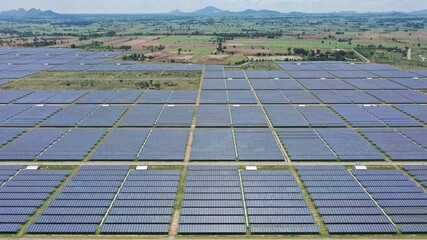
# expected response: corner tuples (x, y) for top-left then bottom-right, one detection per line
(1, 13), (426, 68)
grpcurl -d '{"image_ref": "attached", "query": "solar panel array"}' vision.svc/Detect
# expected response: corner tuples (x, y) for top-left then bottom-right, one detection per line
(0, 167), (70, 233)
(0, 48), (201, 80)
(359, 129), (427, 161)
(242, 170), (319, 234)
(297, 166), (397, 234)
(178, 166), (247, 234)
(353, 169), (427, 233)
(0, 57), (426, 163)
(0, 164), (426, 236)
(100, 169), (179, 234)
(28, 166), (129, 234)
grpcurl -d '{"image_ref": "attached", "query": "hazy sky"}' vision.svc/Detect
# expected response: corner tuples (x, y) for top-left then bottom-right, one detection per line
(1, 0), (426, 13)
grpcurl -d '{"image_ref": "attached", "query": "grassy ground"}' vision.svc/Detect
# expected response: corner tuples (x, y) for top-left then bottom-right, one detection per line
(241, 61), (282, 71)
(1, 71), (201, 90)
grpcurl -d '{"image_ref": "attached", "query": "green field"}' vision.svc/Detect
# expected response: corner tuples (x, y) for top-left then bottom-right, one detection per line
(0, 71), (201, 90)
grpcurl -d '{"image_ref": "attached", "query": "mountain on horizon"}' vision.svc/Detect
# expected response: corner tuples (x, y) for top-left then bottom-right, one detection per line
(0, 8), (60, 18)
(169, 6), (282, 16)
(193, 6), (227, 15)
(0, 6), (426, 16)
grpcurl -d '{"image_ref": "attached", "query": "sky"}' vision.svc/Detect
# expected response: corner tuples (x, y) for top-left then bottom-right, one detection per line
(0, 0), (426, 14)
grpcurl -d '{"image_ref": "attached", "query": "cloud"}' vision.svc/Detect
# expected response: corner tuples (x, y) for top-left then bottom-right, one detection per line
(0, 0), (426, 13)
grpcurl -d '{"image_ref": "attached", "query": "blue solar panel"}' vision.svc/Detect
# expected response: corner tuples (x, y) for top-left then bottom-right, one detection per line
(330, 104), (385, 127)
(168, 90), (198, 104)
(278, 129), (336, 161)
(227, 90), (257, 104)
(316, 129), (384, 161)
(105, 90), (143, 104)
(256, 90), (289, 104)
(392, 90), (427, 103)
(273, 80), (303, 90)
(196, 105), (231, 127)
(394, 104), (427, 124)
(310, 90), (350, 103)
(264, 105), (308, 127)
(231, 106), (269, 127)
(250, 79), (278, 90)
(43, 90), (88, 104)
(13, 90), (60, 104)
(0, 128), (24, 147)
(1, 106), (61, 127)
(359, 129), (427, 160)
(281, 90), (319, 103)
(344, 79), (383, 90)
(139, 129), (189, 161)
(38, 129), (107, 161)
(362, 106), (422, 127)
(76, 90), (117, 104)
(41, 105), (98, 127)
(199, 90), (228, 104)
(366, 90), (413, 103)
(296, 106), (346, 127)
(78, 106), (127, 127)
(0, 129), (67, 160)
(191, 129), (236, 161)
(234, 129), (283, 161)
(226, 80), (251, 90)
(119, 105), (163, 127)
(202, 80), (226, 90)
(156, 106), (194, 127)
(90, 129), (150, 160)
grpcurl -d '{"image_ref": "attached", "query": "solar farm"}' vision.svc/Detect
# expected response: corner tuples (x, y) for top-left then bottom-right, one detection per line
(0, 48), (427, 238)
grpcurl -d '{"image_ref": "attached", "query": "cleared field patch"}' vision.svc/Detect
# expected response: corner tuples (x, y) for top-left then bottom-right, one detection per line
(1, 71), (201, 90)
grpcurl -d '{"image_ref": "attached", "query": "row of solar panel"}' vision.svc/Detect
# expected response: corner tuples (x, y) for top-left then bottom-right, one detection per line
(1, 103), (424, 129)
(203, 78), (427, 91)
(1, 127), (426, 161)
(1, 88), (426, 105)
(1, 165), (427, 234)
(0, 90), (200, 104)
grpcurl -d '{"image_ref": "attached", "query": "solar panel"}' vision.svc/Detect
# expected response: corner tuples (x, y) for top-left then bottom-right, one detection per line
(330, 104), (385, 127)
(191, 129), (236, 161)
(38, 128), (107, 161)
(105, 90), (143, 104)
(256, 90), (289, 104)
(90, 129), (150, 160)
(156, 106), (194, 127)
(278, 129), (336, 161)
(138, 129), (189, 161)
(196, 105), (231, 127)
(394, 104), (427, 124)
(76, 90), (117, 104)
(41, 105), (98, 127)
(264, 105), (308, 127)
(316, 128), (384, 161)
(227, 90), (257, 104)
(234, 129), (283, 161)
(119, 105), (163, 127)
(1, 106), (61, 127)
(199, 90), (228, 104)
(362, 106), (422, 127)
(296, 106), (346, 127)
(0, 129), (67, 160)
(78, 106), (127, 127)
(230, 106), (269, 127)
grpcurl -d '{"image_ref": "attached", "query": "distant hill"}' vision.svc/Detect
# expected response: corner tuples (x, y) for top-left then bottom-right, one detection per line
(411, 9), (427, 15)
(192, 6), (227, 15)
(0, 8), (60, 18)
(170, 6), (282, 16)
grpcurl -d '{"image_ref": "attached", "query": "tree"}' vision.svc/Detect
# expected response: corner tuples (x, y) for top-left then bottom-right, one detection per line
(178, 48), (182, 55)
